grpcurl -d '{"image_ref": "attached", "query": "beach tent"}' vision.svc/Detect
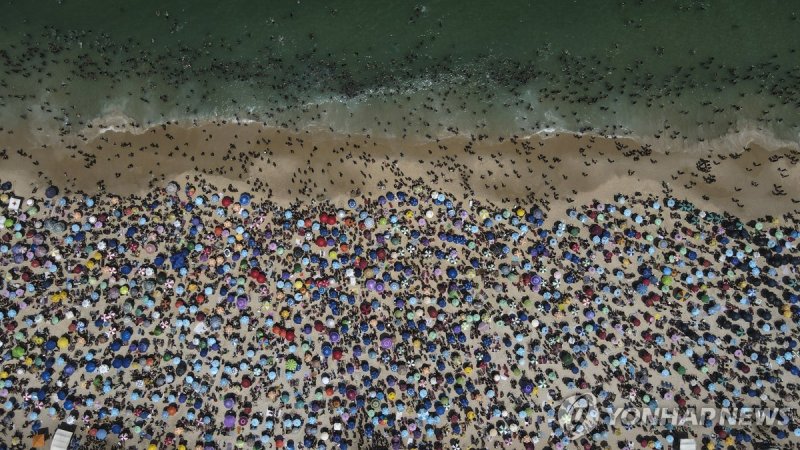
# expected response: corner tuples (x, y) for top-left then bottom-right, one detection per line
(49, 424), (74, 450)
(32, 433), (46, 448)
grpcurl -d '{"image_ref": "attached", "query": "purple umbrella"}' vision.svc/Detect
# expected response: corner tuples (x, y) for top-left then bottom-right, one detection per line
(224, 414), (235, 428)
(380, 337), (393, 349)
(236, 296), (248, 310)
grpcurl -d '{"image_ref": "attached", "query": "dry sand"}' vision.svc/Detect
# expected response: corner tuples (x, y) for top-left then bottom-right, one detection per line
(0, 123), (799, 449)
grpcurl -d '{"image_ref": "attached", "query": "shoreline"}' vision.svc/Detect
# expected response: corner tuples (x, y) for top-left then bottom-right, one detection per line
(1, 122), (798, 220)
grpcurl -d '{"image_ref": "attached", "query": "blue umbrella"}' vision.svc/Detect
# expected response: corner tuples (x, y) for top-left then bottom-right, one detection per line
(45, 186), (60, 199)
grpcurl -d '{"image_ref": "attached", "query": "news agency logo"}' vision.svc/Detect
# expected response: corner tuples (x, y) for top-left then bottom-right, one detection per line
(557, 392), (792, 441)
(557, 392), (600, 440)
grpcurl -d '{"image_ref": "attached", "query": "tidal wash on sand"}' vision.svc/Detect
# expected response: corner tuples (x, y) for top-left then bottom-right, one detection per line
(0, 175), (799, 449)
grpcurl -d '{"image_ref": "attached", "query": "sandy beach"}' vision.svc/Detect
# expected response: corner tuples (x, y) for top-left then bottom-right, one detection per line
(3, 122), (799, 219)
(3, 0), (800, 448)
(0, 122), (799, 449)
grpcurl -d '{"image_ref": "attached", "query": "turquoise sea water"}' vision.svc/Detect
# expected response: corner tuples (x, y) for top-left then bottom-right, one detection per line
(1, 0), (799, 145)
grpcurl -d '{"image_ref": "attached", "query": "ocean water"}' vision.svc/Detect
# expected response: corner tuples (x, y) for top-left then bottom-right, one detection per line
(1, 0), (799, 147)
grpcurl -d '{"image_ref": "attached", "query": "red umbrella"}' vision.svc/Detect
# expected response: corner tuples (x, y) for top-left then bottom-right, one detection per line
(284, 329), (295, 341)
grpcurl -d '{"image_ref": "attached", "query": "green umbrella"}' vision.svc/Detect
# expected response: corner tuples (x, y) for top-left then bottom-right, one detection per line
(11, 346), (25, 358)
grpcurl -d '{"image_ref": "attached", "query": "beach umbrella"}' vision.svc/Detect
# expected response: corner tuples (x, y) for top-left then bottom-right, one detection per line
(11, 346), (25, 358)
(209, 315), (222, 330)
(224, 414), (236, 428)
(521, 379), (534, 395)
(176, 361), (187, 377)
(237, 296), (248, 309)
(346, 386), (357, 401)
(44, 186), (59, 199)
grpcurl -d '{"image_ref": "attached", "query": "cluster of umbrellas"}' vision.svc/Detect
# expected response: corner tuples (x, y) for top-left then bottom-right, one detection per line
(0, 181), (798, 449)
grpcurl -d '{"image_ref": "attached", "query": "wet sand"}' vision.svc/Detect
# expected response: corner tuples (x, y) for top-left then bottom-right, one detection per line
(2, 121), (799, 220)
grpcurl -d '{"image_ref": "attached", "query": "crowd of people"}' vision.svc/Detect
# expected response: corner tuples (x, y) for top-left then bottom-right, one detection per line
(0, 176), (798, 449)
